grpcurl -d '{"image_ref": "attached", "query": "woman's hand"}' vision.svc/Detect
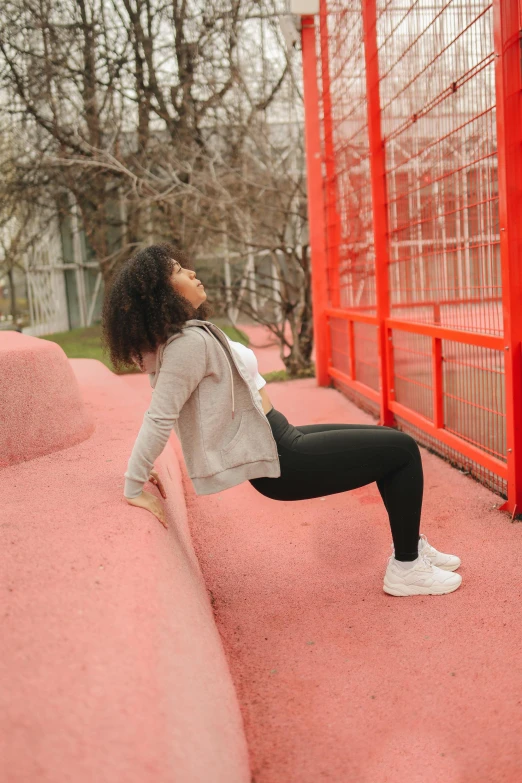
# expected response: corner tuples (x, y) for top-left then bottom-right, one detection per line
(124, 489), (168, 528)
(148, 468), (167, 499)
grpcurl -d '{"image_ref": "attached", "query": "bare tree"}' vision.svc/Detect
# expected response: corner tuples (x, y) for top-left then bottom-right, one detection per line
(0, 0), (313, 374)
(0, 0), (247, 280)
(0, 125), (43, 322)
(0, 209), (31, 324)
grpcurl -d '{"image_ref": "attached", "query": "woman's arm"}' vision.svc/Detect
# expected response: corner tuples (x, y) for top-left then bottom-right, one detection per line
(123, 330), (208, 500)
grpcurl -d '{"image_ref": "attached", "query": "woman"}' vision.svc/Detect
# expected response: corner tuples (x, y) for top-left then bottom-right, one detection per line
(102, 244), (462, 597)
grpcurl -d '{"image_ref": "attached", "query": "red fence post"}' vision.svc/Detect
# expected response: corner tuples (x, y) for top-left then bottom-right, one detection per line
(494, 0), (522, 516)
(319, 0), (341, 309)
(301, 13), (331, 387)
(361, 0), (394, 426)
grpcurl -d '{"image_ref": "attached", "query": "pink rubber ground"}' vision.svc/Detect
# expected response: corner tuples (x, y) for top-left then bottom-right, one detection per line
(1, 354), (250, 783)
(127, 323), (522, 783)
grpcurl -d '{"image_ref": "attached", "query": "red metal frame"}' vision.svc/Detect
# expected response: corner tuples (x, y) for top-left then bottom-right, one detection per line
(493, 0), (522, 515)
(431, 336), (444, 429)
(361, 0), (394, 427)
(326, 305), (507, 478)
(301, 14), (331, 387)
(319, 3), (341, 309)
(301, 0), (522, 509)
(384, 319), (504, 350)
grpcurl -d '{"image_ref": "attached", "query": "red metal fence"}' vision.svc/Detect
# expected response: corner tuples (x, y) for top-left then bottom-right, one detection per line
(301, 0), (522, 513)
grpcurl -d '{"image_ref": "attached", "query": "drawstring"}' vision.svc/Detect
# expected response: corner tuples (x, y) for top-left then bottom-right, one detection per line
(199, 323), (235, 419)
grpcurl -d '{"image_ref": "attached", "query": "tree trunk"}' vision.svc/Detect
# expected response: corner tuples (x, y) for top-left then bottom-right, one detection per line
(7, 266), (17, 323)
(281, 245), (314, 377)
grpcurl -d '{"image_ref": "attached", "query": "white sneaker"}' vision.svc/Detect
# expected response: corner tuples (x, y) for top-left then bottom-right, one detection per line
(391, 533), (461, 572)
(418, 533), (461, 571)
(383, 552), (462, 596)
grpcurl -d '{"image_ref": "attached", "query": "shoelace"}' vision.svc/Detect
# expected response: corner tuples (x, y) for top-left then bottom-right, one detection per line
(417, 551), (434, 571)
(419, 533), (436, 556)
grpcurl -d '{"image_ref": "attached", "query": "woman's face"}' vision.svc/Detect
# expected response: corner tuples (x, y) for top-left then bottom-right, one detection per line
(170, 259), (207, 308)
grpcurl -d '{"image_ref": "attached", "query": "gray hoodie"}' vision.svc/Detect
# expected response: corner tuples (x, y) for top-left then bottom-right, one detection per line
(123, 319), (281, 498)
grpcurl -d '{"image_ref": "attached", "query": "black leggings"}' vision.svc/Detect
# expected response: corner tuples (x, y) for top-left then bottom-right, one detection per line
(249, 408), (423, 561)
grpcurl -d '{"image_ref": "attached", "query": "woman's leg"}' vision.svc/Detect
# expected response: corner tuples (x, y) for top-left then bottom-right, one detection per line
(292, 422), (418, 545)
(250, 414), (423, 561)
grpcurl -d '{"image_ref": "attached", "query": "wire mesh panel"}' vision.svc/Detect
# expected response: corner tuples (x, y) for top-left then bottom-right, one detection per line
(377, 0), (502, 336)
(354, 321), (380, 390)
(329, 317), (352, 376)
(375, 0), (506, 481)
(394, 416), (506, 496)
(442, 342), (505, 461)
(320, 0), (377, 312)
(332, 377), (381, 417)
(314, 0), (514, 499)
(392, 330), (433, 420)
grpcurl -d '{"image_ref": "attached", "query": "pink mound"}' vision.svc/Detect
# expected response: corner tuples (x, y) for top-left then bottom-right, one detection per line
(0, 332), (95, 468)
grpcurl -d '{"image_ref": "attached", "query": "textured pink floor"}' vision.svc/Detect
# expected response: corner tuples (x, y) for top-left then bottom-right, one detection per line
(2, 354), (250, 783)
(126, 328), (522, 783)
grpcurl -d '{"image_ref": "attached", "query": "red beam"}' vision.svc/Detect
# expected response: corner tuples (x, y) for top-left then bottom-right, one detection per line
(432, 337), (444, 429)
(328, 309), (504, 350)
(326, 307), (378, 325)
(348, 319), (356, 380)
(493, 0), (522, 516)
(362, 0), (393, 426)
(319, 0), (341, 308)
(301, 14), (330, 387)
(386, 318), (505, 350)
(332, 295), (502, 312)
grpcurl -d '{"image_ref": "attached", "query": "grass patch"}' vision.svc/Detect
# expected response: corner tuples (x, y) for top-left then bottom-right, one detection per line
(40, 324), (124, 370)
(41, 320), (250, 374)
(262, 365), (316, 384)
(41, 320), (315, 383)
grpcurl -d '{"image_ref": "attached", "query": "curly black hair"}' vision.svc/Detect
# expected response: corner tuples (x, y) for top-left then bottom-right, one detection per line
(101, 243), (213, 373)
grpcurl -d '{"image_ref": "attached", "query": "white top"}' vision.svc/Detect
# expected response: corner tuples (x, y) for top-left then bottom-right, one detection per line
(226, 337), (266, 390)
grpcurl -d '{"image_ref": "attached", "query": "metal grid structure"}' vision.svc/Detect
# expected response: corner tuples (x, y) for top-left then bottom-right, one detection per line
(300, 0), (522, 511)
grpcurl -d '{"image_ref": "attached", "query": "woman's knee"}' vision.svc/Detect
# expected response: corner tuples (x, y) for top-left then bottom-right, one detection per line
(391, 430), (421, 462)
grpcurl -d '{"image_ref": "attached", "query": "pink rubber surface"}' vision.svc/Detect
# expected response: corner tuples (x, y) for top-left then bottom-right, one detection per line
(1, 356), (250, 783)
(0, 332), (94, 468)
(189, 381), (522, 783)
(129, 324), (522, 783)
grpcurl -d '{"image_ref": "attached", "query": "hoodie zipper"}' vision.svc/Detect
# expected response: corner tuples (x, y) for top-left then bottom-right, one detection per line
(199, 323), (236, 418)
(195, 322), (280, 458)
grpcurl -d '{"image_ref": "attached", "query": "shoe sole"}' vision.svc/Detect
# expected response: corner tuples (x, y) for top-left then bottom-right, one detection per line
(383, 578), (461, 597)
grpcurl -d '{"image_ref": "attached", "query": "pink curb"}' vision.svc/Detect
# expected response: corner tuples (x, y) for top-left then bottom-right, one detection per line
(1, 351), (251, 783)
